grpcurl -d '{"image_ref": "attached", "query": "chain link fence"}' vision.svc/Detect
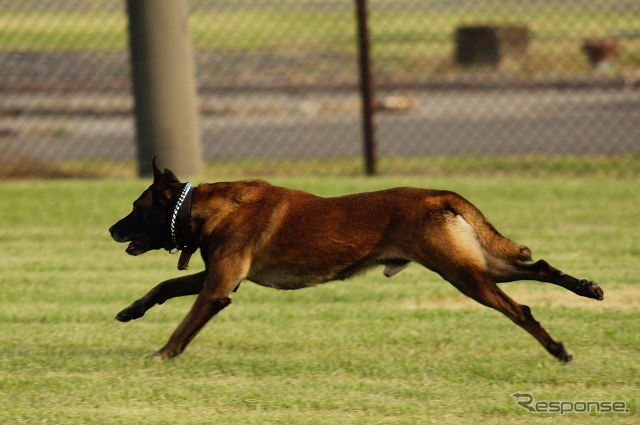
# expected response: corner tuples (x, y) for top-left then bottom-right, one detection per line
(1, 0), (639, 178)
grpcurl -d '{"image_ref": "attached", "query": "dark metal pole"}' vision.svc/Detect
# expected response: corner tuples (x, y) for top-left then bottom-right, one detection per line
(354, 0), (377, 176)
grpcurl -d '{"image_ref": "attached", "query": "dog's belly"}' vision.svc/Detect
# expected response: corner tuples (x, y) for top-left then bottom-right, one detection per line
(249, 278), (318, 290)
(247, 261), (379, 290)
(247, 270), (333, 290)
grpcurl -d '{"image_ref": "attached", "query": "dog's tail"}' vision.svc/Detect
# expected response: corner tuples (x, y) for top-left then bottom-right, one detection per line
(445, 193), (533, 264)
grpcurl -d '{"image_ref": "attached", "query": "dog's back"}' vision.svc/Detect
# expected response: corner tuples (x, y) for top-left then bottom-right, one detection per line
(203, 183), (530, 290)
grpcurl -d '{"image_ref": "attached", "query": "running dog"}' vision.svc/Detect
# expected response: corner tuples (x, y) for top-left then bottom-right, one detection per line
(109, 159), (604, 361)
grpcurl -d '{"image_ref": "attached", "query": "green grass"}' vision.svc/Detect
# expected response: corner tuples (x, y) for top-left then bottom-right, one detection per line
(1, 176), (638, 423)
(204, 154), (640, 178)
(1, 2), (638, 76)
(2, 3), (638, 51)
(7, 154), (639, 179)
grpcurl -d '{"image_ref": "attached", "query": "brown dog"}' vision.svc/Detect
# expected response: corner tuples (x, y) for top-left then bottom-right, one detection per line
(109, 159), (603, 361)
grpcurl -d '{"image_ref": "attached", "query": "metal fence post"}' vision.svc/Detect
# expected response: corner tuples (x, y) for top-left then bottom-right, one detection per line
(127, 0), (203, 178)
(354, 0), (377, 176)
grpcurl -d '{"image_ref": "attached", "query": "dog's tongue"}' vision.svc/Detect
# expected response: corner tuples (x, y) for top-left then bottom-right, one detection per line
(126, 238), (142, 254)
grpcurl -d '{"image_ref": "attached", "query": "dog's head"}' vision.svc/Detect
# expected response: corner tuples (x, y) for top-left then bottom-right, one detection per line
(109, 158), (184, 256)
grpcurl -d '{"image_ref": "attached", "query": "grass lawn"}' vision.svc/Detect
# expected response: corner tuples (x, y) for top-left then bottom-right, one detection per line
(1, 2), (639, 76)
(2, 2), (638, 51)
(0, 176), (638, 423)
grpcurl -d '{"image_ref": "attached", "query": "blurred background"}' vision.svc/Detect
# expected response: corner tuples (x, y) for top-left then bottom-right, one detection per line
(1, 0), (639, 178)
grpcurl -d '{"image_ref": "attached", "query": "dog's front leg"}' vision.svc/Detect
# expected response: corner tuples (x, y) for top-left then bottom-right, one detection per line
(149, 256), (247, 360)
(116, 271), (206, 322)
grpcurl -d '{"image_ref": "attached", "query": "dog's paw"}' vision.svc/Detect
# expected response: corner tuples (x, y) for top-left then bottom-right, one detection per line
(146, 347), (179, 361)
(115, 301), (146, 322)
(578, 279), (604, 301)
(548, 341), (573, 363)
(144, 351), (166, 361)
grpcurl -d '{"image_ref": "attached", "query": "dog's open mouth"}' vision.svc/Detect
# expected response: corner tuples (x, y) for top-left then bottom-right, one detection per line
(126, 237), (146, 255)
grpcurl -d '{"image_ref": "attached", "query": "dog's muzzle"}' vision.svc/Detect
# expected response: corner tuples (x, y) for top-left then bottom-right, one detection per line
(109, 224), (146, 255)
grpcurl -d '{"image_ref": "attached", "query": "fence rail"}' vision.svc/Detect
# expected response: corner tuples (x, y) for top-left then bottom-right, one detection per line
(1, 0), (639, 178)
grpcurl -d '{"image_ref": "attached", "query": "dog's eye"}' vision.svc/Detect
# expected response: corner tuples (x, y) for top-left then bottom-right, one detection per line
(131, 204), (144, 218)
(141, 210), (166, 226)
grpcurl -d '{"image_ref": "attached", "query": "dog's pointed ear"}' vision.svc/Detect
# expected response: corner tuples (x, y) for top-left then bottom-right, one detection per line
(150, 157), (182, 205)
(151, 157), (181, 186)
(162, 168), (180, 184)
(152, 157), (163, 186)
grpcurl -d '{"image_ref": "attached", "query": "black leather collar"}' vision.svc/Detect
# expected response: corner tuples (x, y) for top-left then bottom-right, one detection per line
(172, 183), (198, 270)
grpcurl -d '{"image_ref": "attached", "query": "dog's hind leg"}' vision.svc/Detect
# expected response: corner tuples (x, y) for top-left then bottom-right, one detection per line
(116, 271), (206, 322)
(493, 259), (604, 301)
(442, 268), (573, 362)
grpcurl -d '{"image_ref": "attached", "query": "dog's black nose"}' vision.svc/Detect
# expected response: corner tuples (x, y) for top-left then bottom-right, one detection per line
(109, 225), (126, 243)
